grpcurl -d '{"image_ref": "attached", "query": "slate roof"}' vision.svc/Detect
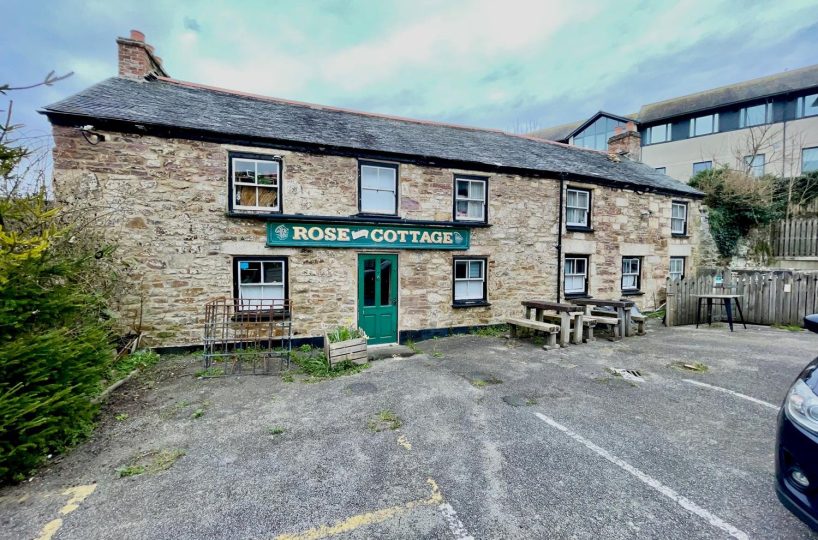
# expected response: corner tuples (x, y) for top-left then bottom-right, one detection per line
(41, 76), (701, 197)
(639, 63), (818, 123)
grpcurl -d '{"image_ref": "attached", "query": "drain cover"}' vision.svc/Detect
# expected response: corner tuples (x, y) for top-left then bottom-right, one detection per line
(610, 368), (645, 382)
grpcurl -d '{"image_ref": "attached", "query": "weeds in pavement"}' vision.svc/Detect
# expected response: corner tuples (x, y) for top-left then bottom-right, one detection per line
(470, 324), (509, 337)
(290, 346), (370, 381)
(368, 409), (402, 432)
(670, 361), (709, 373)
(281, 373), (295, 383)
(772, 323), (803, 332)
(116, 448), (185, 478)
(114, 413), (129, 422)
(471, 379), (488, 388)
(195, 366), (224, 378)
(405, 339), (419, 353)
(190, 408), (205, 419)
(269, 427), (285, 435)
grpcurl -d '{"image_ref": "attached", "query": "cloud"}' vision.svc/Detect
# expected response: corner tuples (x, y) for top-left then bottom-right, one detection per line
(183, 17), (201, 32)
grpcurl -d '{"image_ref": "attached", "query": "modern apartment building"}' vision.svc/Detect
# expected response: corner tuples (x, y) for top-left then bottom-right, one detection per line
(532, 65), (818, 181)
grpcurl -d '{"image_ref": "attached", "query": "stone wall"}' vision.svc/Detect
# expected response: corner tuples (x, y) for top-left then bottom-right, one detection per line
(52, 125), (699, 346)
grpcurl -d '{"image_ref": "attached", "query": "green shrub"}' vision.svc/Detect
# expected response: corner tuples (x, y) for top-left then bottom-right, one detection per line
(326, 326), (367, 343)
(0, 195), (115, 483)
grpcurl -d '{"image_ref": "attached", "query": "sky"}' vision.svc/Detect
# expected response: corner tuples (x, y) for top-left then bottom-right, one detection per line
(4, 0), (818, 154)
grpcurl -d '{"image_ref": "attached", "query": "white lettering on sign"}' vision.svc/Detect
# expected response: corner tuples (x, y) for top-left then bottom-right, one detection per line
(293, 226), (308, 240)
(271, 223), (465, 247)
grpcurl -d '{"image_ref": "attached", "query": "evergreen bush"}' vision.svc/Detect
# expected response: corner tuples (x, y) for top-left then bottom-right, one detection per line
(0, 195), (115, 483)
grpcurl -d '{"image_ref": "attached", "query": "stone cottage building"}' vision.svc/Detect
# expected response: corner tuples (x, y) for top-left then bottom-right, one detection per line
(42, 31), (704, 347)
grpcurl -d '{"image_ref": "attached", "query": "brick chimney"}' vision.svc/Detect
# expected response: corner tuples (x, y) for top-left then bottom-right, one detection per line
(116, 30), (169, 79)
(607, 121), (641, 162)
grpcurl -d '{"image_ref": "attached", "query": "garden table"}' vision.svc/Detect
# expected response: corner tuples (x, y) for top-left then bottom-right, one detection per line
(692, 294), (746, 332)
(521, 300), (584, 347)
(569, 298), (635, 337)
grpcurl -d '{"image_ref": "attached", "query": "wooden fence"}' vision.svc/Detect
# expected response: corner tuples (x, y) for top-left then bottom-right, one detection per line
(666, 270), (818, 327)
(770, 217), (818, 257)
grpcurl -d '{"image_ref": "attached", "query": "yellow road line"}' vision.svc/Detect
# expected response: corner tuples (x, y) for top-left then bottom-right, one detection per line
(275, 478), (442, 540)
(34, 484), (97, 540)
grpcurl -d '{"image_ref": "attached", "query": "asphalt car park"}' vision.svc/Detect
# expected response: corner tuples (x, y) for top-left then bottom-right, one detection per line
(2, 322), (818, 539)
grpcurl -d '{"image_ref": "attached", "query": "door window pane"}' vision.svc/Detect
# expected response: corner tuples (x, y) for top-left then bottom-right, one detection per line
(380, 258), (393, 306)
(363, 259), (377, 306)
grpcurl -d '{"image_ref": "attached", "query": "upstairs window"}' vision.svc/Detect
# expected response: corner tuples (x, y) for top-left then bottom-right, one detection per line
(454, 175), (487, 222)
(564, 256), (589, 296)
(566, 188), (591, 229)
(655, 167), (667, 174)
(646, 123), (671, 144)
(739, 103), (771, 128)
(230, 154), (281, 212)
(744, 154), (765, 177)
(689, 114), (719, 137)
(671, 202), (688, 236)
(453, 258), (487, 305)
(621, 257), (641, 292)
(669, 257), (685, 281)
(235, 257), (287, 309)
(359, 161), (398, 215)
(797, 94), (818, 118)
(692, 161), (712, 175)
(803, 147), (818, 173)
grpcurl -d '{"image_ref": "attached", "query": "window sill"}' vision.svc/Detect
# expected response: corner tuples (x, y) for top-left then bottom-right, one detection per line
(564, 293), (591, 299)
(566, 226), (593, 233)
(671, 233), (689, 238)
(620, 291), (644, 297)
(454, 218), (488, 226)
(355, 212), (400, 219)
(452, 301), (491, 309)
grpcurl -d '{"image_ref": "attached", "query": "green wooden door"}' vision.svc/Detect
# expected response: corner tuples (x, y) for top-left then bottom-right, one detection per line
(358, 254), (398, 344)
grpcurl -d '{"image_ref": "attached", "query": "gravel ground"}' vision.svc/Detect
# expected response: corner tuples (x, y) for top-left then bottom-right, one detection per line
(2, 321), (818, 539)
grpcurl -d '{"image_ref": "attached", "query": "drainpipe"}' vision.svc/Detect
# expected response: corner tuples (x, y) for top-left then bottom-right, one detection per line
(556, 172), (565, 303)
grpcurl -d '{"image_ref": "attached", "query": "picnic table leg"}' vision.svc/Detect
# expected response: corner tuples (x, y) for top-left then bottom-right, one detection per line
(559, 312), (570, 348)
(545, 331), (557, 350)
(695, 298), (701, 328)
(525, 306), (531, 319)
(617, 307), (626, 338)
(735, 298), (747, 329)
(572, 314), (583, 345)
(706, 298), (713, 326)
(724, 299), (734, 332)
(535, 308), (544, 322)
(624, 310), (633, 337)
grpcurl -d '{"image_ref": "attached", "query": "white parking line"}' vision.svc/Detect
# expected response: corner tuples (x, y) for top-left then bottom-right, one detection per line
(533, 412), (749, 540)
(682, 379), (780, 411)
(439, 501), (474, 540)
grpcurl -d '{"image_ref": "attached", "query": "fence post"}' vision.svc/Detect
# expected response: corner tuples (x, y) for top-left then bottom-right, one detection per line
(666, 279), (675, 327)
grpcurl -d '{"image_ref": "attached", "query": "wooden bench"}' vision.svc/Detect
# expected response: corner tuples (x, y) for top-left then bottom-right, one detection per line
(538, 313), (598, 343)
(505, 318), (560, 350)
(586, 312), (621, 341)
(631, 314), (646, 335)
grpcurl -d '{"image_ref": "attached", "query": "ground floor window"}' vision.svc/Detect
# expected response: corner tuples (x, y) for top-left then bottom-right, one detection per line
(621, 256), (641, 292)
(564, 255), (589, 296)
(669, 257), (685, 281)
(234, 257), (287, 309)
(453, 257), (487, 305)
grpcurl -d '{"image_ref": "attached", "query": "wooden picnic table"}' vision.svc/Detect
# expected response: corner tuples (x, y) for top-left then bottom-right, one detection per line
(692, 294), (747, 332)
(521, 300), (584, 347)
(570, 298), (635, 337)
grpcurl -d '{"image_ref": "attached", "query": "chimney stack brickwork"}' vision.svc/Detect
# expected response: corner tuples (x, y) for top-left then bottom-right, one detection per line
(116, 30), (167, 79)
(607, 121), (642, 162)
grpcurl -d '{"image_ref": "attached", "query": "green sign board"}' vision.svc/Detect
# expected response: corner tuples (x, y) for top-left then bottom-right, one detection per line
(266, 221), (470, 250)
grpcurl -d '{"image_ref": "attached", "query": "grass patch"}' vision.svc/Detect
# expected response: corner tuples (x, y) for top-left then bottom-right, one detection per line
(291, 346), (370, 381)
(269, 426), (285, 435)
(470, 375), (503, 388)
(772, 323), (803, 332)
(110, 349), (161, 381)
(116, 448), (185, 478)
(195, 366), (225, 378)
(281, 373), (295, 383)
(431, 351), (443, 359)
(405, 339), (419, 354)
(368, 409), (402, 432)
(114, 413), (129, 422)
(470, 324), (509, 337)
(646, 308), (666, 319)
(190, 408), (205, 419)
(670, 361), (709, 373)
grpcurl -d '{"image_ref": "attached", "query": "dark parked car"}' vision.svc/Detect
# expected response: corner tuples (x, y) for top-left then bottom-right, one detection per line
(775, 314), (818, 531)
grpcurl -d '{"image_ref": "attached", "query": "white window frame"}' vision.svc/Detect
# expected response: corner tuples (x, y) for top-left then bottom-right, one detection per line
(236, 258), (286, 310)
(231, 157), (281, 212)
(689, 113), (719, 137)
(646, 123), (671, 144)
(359, 161), (398, 215)
(564, 256), (589, 295)
(453, 259), (486, 304)
(671, 202), (688, 236)
(454, 176), (487, 222)
(744, 154), (765, 177)
(739, 103), (771, 128)
(566, 188), (591, 228)
(669, 257), (685, 281)
(621, 257), (641, 292)
(802, 147), (818, 174)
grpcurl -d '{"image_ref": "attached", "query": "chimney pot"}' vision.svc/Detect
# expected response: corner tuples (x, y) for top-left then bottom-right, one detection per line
(625, 120), (636, 132)
(130, 29), (145, 42)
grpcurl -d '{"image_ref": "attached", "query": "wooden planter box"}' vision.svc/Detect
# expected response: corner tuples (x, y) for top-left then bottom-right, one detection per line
(324, 335), (368, 367)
